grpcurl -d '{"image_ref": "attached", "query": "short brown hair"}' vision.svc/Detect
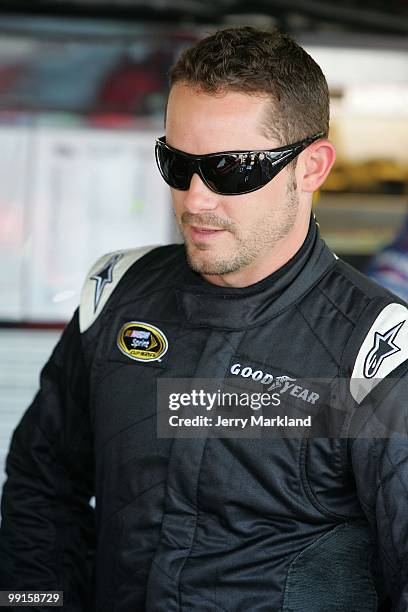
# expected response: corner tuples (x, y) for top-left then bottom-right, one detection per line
(169, 26), (329, 145)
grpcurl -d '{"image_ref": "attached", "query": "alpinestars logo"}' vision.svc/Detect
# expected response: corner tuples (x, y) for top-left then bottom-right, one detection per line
(91, 253), (123, 313)
(364, 320), (405, 378)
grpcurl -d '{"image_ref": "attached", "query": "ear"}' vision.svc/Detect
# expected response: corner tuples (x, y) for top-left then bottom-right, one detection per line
(298, 139), (336, 193)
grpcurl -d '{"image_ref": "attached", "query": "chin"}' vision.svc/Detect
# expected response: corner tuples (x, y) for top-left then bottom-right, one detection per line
(186, 247), (244, 276)
(187, 251), (218, 275)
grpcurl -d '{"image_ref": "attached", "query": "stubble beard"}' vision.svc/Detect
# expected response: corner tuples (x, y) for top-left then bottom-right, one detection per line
(180, 174), (299, 277)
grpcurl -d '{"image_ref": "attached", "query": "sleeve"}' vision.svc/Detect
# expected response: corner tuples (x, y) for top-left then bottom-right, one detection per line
(350, 370), (408, 612)
(0, 309), (95, 611)
(347, 301), (408, 611)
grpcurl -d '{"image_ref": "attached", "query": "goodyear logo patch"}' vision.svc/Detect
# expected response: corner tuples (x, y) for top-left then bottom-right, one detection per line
(117, 321), (168, 362)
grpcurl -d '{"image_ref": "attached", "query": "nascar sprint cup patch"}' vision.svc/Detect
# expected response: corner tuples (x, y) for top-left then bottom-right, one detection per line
(117, 321), (168, 362)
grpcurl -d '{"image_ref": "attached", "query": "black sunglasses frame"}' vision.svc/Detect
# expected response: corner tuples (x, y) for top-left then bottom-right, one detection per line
(155, 132), (324, 196)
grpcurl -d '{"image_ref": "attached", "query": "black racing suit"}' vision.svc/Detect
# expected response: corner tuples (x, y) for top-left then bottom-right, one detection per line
(1, 218), (408, 611)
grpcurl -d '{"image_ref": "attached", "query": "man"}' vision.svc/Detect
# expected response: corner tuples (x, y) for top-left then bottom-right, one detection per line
(0, 26), (407, 612)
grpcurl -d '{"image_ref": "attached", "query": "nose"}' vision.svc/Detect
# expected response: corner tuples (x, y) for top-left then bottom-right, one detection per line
(183, 173), (220, 214)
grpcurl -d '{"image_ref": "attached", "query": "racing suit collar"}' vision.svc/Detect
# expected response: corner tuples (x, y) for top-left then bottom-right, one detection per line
(177, 216), (337, 330)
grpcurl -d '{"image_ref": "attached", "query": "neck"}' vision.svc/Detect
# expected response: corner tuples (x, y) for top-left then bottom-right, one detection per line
(202, 213), (312, 288)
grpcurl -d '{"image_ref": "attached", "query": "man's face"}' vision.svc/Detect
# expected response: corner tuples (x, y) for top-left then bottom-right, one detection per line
(165, 83), (300, 284)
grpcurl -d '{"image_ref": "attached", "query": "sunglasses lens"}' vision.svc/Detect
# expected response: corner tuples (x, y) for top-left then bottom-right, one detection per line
(155, 138), (307, 196)
(202, 154), (276, 195)
(155, 143), (192, 190)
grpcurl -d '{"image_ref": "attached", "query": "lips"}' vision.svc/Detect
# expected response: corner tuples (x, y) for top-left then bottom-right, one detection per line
(189, 226), (226, 240)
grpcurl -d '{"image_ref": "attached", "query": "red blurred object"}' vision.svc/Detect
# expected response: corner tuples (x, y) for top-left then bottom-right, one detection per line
(98, 54), (164, 113)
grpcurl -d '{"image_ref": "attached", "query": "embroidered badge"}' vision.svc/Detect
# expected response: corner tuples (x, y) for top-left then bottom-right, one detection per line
(117, 321), (168, 362)
(91, 253), (123, 313)
(350, 303), (408, 403)
(363, 320), (405, 378)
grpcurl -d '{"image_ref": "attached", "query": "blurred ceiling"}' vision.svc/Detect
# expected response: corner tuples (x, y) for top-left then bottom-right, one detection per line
(1, 0), (408, 36)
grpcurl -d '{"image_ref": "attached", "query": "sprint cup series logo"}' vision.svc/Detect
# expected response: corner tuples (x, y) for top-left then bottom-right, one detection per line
(117, 321), (168, 362)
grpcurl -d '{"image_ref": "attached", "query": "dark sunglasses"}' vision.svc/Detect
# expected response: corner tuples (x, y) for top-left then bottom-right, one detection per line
(155, 132), (324, 196)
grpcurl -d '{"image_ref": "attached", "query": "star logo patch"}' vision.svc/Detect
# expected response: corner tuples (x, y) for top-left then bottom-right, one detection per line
(91, 253), (123, 313)
(363, 320), (405, 378)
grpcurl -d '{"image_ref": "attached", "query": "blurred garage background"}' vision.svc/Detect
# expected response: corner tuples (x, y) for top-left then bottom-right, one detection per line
(1, 0), (408, 487)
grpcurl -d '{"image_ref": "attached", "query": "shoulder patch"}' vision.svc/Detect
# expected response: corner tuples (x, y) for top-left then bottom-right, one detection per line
(79, 246), (156, 333)
(350, 302), (408, 404)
